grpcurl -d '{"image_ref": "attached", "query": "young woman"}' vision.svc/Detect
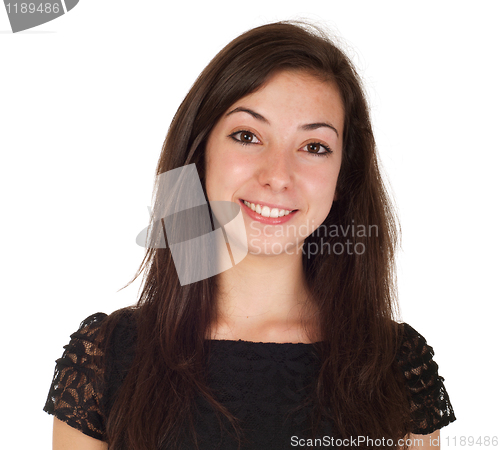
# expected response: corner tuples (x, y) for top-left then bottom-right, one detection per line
(44, 21), (456, 450)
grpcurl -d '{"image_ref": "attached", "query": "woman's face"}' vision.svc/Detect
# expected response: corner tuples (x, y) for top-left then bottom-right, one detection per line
(205, 70), (344, 256)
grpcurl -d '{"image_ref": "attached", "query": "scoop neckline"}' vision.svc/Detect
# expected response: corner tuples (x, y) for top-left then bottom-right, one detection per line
(205, 338), (320, 345)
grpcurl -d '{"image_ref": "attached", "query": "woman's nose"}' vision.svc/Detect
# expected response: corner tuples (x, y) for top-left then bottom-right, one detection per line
(257, 146), (292, 193)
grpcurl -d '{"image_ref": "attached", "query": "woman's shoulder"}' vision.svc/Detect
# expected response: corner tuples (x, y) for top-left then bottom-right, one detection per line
(74, 308), (139, 396)
(395, 322), (447, 385)
(60, 308), (138, 357)
(65, 311), (108, 342)
(395, 321), (457, 434)
(396, 322), (434, 366)
(72, 308), (138, 347)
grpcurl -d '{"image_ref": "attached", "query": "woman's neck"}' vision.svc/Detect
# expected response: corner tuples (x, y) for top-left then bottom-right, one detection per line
(210, 252), (319, 343)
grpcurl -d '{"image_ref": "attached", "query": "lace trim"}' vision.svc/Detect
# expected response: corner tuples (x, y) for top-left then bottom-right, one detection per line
(397, 323), (457, 434)
(43, 313), (107, 441)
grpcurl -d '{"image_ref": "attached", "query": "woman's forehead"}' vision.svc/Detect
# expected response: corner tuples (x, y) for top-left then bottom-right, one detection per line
(220, 70), (344, 133)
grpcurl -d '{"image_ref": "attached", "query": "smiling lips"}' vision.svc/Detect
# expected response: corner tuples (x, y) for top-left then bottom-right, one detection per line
(240, 199), (297, 223)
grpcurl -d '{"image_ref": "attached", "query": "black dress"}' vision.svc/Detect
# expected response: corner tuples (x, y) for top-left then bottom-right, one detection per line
(44, 312), (456, 449)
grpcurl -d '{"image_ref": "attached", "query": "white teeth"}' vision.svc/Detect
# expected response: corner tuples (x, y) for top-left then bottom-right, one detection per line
(243, 200), (293, 218)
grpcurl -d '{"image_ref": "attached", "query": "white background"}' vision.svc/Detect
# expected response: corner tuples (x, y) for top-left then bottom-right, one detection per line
(1, 1), (498, 448)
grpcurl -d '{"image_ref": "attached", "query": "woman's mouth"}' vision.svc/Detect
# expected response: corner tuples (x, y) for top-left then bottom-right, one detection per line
(239, 199), (298, 223)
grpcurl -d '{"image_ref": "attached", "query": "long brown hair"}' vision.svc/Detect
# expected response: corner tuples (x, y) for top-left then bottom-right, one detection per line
(101, 21), (412, 449)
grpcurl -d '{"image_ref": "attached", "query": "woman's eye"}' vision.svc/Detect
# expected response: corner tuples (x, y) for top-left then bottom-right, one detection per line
(303, 142), (332, 156)
(230, 130), (260, 145)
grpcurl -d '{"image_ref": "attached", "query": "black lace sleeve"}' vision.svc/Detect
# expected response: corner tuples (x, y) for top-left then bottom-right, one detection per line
(43, 313), (108, 441)
(397, 323), (456, 435)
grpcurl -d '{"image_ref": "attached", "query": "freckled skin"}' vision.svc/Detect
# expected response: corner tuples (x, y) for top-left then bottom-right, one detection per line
(205, 70), (344, 256)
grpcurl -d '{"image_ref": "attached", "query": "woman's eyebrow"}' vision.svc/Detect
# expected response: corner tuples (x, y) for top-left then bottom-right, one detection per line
(226, 107), (269, 124)
(301, 122), (339, 137)
(225, 106), (339, 137)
